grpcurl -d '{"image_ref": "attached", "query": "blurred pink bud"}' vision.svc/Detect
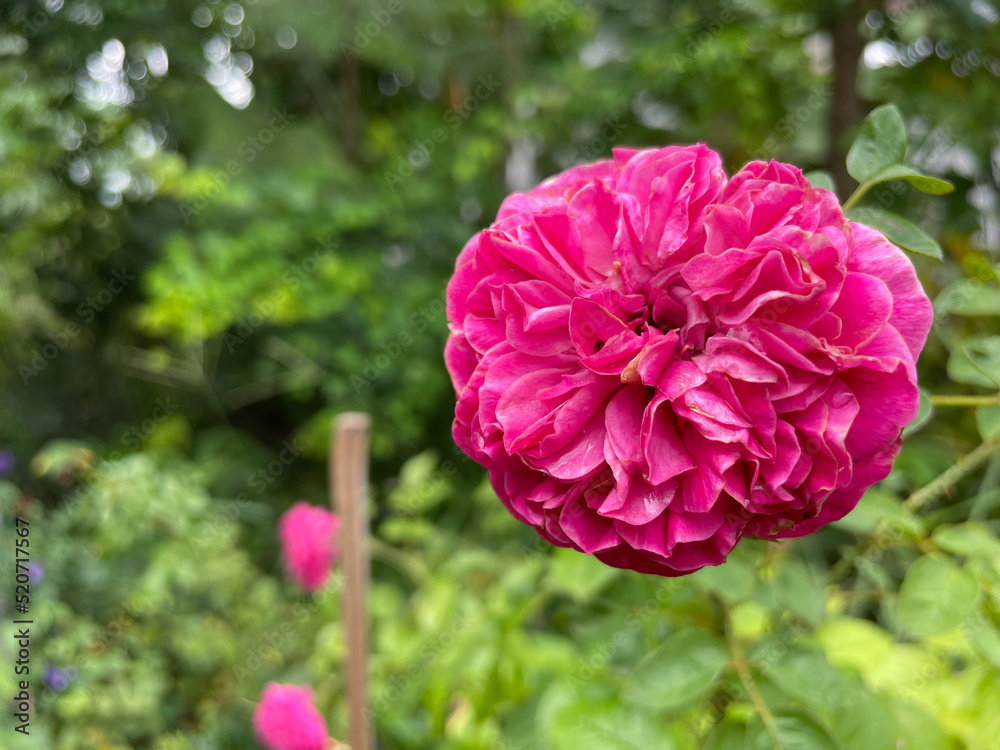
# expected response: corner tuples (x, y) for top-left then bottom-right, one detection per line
(278, 502), (341, 591)
(253, 683), (330, 750)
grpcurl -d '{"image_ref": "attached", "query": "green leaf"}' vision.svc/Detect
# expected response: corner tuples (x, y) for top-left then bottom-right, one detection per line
(846, 104), (908, 183)
(692, 537), (765, 602)
(832, 488), (920, 536)
(891, 699), (952, 750)
(946, 335), (1000, 388)
(703, 721), (747, 750)
(805, 170), (836, 192)
(541, 685), (674, 750)
(773, 559), (827, 624)
(976, 406), (1000, 440)
(966, 613), (1000, 668)
(849, 207), (942, 259)
(816, 617), (894, 678)
(387, 450), (450, 514)
(931, 522), (1000, 558)
(834, 688), (898, 750)
(903, 388), (935, 438)
(623, 628), (728, 710)
(935, 279), (1000, 316)
(766, 649), (849, 712)
(545, 547), (621, 602)
(746, 708), (841, 750)
(897, 555), (979, 638)
(864, 164), (954, 195)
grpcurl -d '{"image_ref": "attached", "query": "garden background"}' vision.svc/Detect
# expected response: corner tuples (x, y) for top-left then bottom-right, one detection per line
(2, 0), (1000, 748)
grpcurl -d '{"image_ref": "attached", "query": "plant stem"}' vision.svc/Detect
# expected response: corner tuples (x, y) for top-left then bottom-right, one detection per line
(842, 181), (871, 212)
(723, 604), (783, 750)
(929, 394), (1000, 407)
(370, 537), (429, 582)
(905, 433), (1000, 512)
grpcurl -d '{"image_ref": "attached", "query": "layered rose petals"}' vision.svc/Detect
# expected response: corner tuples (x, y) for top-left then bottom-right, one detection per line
(445, 145), (932, 576)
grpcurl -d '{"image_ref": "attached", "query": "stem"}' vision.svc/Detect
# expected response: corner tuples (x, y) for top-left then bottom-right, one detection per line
(369, 537), (429, 582)
(904, 433), (1000, 512)
(842, 181), (871, 212)
(929, 394), (1000, 407)
(723, 604), (783, 750)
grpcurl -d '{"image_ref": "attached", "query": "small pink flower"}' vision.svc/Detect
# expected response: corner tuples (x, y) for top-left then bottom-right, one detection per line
(278, 502), (341, 591)
(445, 146), (932, 576)
(253, 683), (330, 750)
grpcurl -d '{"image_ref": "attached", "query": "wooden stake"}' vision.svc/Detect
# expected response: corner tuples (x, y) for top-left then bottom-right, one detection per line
(330, 412), (373, 750)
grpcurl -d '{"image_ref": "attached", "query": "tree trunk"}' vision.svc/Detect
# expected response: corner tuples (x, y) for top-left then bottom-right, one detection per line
(338, 0), (362, 164)
(828, 1), (867, 201)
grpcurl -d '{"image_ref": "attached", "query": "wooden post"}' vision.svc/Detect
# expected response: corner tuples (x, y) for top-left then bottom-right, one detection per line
(330, 413), (372, 750)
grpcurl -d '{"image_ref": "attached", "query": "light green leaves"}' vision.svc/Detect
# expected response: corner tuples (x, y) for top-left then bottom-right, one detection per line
(804, 170), (836, 192)
(896, 555), (979, 638)
(931, 523), (1000, 559)
(817, 617), (894, 673)
(623, 629), (728, 710)
(936, 278), (1000, 316)
(545, 546), (621, 601)
(539, 684), (674, 750)
(946, 335), (1000, 388)
(976, 405), (1000, 439)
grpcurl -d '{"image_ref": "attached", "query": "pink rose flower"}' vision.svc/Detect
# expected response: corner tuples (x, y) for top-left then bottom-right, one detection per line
(253, 683), (330, 750)
(278, 502), (341, 591)
(445, 146), (932, 576)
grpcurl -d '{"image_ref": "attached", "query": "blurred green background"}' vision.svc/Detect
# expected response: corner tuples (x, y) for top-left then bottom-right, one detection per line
(1, 0), (1000, 748)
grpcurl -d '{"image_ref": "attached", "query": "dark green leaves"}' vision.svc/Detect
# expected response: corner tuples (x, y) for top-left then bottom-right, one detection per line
(745, 709), (840, 750)
(847, 105), (908, 183)
(848, 207), (943, 259)
(623, 629), (728, 710)
(539, 684), (674, 750)
(844, 104), (952, 260)
(846, 105), (953, 196)
(864, 164), (954, 195)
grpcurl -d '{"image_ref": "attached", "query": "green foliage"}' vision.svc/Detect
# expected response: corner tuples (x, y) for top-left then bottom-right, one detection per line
(2, 0), (1000, 748)
(846, 104), (909, 184)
